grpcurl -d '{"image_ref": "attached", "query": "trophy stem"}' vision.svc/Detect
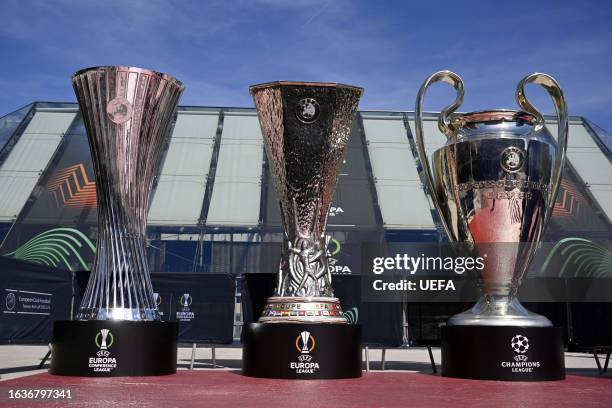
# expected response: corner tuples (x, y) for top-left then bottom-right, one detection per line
(448, 295), (552, 327)
(77, 229), (156, 321)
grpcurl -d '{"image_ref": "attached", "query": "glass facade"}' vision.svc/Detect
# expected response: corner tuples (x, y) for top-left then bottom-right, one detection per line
(148, 109), (219, 226)
(206, 111), (263, 227)
(0, 104), (33, 151)
(0, 102), (610, 275)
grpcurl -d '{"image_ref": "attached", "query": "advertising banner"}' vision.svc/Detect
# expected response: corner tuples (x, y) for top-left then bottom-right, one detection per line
(0, 256), (72, 344)
(76, 271), (235, 344)
(152, 273), (235, 344)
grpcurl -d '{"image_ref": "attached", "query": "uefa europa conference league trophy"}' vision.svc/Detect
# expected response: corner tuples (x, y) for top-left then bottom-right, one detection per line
(242, 82), (363, 379)
(415, 71), (568, 381)
(50, 66), (183, 376)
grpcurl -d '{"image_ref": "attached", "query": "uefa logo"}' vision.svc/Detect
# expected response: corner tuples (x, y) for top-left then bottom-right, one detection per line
(296, 98), (320, 124)
(95, 329), (114, 350)
(5, 292), (16, 311)
(179, 293), (192, 307)
(106, 97), (133, 124)
(511, 334), (529, 354)
(291, 331), (320, 373)
(500, 146), (525, 173)
(295, 331), (316, 354)
(90, 328), (117, 372)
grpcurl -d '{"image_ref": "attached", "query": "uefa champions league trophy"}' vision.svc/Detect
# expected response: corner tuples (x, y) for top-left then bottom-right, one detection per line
(242, 81), (363, 379)
(50, 66), (183, 376)
(414, 70), (567, 380)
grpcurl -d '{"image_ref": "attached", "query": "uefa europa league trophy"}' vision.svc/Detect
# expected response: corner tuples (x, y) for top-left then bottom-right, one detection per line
(50, 66), (183, 377)
(242, 81), (363, 379)
(415, 71), (567, 381)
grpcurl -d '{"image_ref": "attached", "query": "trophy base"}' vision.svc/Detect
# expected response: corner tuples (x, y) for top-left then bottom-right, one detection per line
(441, 325), (565, 381)
(242, 323), (362, 379)
(49, 320), (178, 377)
(447, 296), (552, 327)
(258, 296), (346, 323)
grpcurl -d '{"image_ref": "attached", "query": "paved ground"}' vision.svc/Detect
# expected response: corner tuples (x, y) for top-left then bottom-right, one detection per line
(1, 370), (611, 408)
(0, 345), (610, 407)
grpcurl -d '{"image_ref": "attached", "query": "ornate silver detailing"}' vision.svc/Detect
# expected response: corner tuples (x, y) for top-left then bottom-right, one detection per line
(279, 235), (331, 297)
(250, 81), (363, 323)
(73, 66), (183, 321)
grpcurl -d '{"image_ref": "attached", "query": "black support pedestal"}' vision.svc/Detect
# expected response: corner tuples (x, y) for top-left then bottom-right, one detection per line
(50, 320), (178, 377)
(242, 323), (362, 379)
(441, 325), (565, 381)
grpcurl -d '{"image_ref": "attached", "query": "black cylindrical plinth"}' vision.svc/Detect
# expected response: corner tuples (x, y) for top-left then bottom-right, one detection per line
(50, 320), (178, 377)
(242, 323), (362, 379)
(442, 325), (565, 381)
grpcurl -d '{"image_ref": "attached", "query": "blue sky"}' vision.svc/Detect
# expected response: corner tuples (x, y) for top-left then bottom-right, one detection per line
(1, 0), (611, 130)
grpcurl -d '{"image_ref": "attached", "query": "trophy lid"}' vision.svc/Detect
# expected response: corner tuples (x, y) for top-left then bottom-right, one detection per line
(249, 81), (363, 95)
(458, 109), (538, 125)
(450, 109), (552, 141)
(72, 66), (184, 90)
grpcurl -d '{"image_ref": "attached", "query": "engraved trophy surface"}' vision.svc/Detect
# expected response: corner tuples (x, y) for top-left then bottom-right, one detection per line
(251, 81), (363, 323)
(73, 66), (183, 321)
(415, 71), (567, 380)
(415, 71), (568, 327)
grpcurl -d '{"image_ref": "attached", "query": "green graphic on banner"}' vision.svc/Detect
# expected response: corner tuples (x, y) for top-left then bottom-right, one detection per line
(541, 237), (612, 278)
(329, 237), (342, 256)
(6, 227), (96, 271)
(343, 307), (359, 324)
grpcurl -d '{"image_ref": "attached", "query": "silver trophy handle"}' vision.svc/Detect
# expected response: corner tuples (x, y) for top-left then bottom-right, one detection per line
(414, 70), (465, 239)
(516, 73), (568, 227)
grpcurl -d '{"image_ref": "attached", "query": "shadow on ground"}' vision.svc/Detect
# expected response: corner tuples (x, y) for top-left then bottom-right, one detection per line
(0, 365), (47, 377)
